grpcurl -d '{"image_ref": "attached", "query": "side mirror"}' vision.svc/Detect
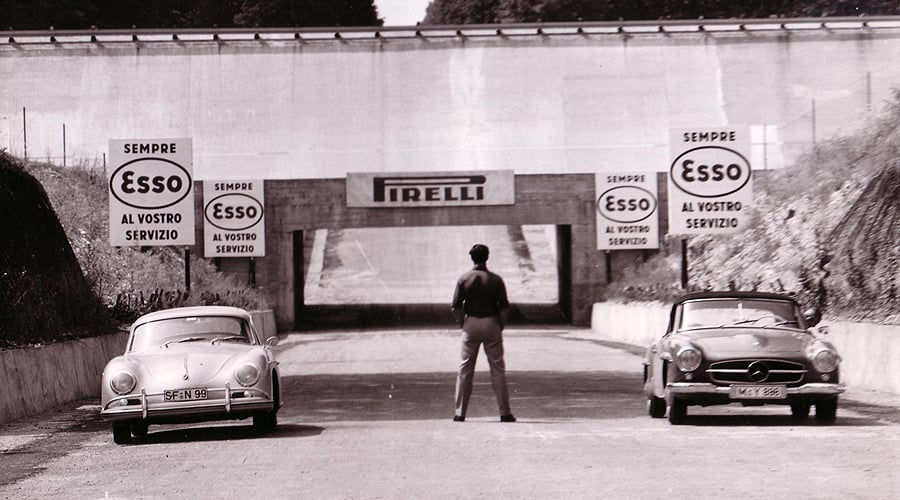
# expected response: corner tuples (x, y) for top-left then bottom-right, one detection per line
(803, 308), (821, 328)
(265, 335), (280, 347)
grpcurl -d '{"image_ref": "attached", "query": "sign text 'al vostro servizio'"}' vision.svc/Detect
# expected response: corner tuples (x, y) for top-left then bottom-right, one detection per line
(667, 128), (753, 235)
(108, 139), (195, 247)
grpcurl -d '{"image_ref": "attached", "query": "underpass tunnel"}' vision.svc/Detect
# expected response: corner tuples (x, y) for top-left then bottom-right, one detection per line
(292, 225), (571, 329)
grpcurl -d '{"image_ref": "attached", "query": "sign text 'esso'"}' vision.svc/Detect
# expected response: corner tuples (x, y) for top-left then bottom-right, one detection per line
(670, 146), (751, 198)
(597, 186), (657, 224)
(109, 158), (192, 210)
(204, 193), (265, 231)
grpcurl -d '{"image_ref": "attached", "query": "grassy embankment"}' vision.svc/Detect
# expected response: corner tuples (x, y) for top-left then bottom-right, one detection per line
(0, 152), (266, 348)
(613, 90), (900, 324)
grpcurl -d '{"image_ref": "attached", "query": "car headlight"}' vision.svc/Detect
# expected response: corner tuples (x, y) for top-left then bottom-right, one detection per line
(812, 349), (839, 373)
(110, 371), (136, 395)
(675, 347), (702, 372)
(235, 363), (261, 387)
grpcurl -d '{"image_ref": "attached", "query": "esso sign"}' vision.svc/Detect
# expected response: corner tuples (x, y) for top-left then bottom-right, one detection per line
(109, 158), (192, 209)
(670, 146), (751, 198)
(597, 186), (657, 224)
(204, 193), (264, 231)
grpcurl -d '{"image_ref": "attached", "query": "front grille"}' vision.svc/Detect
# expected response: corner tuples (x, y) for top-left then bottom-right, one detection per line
(707, 359), (806, 384)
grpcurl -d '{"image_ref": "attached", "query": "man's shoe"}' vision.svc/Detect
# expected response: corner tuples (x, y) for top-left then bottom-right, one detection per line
(500, 414), (516, 422)
(453, 416), (465, 422)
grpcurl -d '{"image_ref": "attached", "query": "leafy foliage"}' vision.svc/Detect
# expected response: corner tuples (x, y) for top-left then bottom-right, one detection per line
(0, 0), (382, 30)
(609, 89), (900, 323)
(423, 0), (900, 25)
(0, 152), (114, 347)
(0, 151), (269, 348)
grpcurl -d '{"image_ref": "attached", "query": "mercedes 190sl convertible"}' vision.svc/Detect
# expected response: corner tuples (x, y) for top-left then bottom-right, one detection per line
(643, 291), (844, 424)
(100, 306), (281, 444)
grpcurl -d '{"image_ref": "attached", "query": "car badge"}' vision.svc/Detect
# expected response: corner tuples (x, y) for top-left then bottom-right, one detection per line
(747, 360), (770, 382)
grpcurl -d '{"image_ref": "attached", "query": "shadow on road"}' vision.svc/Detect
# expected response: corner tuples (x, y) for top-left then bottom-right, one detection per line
(126, 423), (324, 445)
(671, 413), (883, 427)
(282, 370), (646, 421)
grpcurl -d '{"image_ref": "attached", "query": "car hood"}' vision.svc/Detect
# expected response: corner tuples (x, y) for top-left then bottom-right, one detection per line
(124, 344), (253, 386)
(676, 327), (809, 356)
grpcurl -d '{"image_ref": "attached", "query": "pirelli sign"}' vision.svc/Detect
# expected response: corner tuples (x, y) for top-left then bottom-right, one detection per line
(346, 170), (515, 208)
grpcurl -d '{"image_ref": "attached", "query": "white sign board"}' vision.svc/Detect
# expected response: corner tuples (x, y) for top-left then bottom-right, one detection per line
(595, 173), (659, 250)
(346, 170), (515, 208)
(108, 139), (195, 247)
(667, 128), (753, 235)
(203, 180), (265, 258)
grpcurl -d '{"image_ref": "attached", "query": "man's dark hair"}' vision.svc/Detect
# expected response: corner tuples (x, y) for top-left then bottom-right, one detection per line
(469, 244), (489, 264)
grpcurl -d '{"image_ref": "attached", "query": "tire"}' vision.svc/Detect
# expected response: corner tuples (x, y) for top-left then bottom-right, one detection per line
(254, 375), (280, 433)
(790, 402), (811, 419)
(253, 411), (277, 432)
(648, 395), (667, 418)
(815, 397), (838, 424)
(131, 422), (149, 437)
(112, 423), (131, 445)
(668, 397), (687, 425)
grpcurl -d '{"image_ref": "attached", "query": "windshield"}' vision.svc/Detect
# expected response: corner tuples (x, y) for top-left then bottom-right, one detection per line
(678, 298), (803, 331)
(130, 315), (253, 351)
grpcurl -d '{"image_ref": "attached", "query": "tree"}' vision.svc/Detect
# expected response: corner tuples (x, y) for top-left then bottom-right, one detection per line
(234, 0), (382, 27)
(0, 0), (382, 30)
(422, 0), (900, 25)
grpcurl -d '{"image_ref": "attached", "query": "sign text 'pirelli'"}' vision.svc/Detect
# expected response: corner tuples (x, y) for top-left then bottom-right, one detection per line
(346, 170), (515, 208)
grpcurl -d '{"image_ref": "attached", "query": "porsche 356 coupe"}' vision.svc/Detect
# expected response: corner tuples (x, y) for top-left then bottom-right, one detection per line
(100, 306), (281, 443)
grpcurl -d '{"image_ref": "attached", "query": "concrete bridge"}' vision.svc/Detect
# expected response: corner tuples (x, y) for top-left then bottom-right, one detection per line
(3, 17), (899, 176)
(3, 18), (900, 328)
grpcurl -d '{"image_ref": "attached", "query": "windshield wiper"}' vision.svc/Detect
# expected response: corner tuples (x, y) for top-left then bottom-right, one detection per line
(719, 316), (793, 328)
(211, 335), (247, 344)
(163, 336), (207, 347)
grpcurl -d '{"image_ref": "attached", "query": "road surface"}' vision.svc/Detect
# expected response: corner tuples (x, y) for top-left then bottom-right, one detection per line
(1, 328), (898, 499)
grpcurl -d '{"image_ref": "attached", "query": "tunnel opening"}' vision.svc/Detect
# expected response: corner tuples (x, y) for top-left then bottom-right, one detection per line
(294, 225), (569, 329)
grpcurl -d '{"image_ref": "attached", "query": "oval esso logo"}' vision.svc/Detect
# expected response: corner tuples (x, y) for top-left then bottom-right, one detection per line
(670, 146), (751, 198)
(109, 158), (192, 210)
(597, 186), (658, 224)
(204, 193), (264, 231)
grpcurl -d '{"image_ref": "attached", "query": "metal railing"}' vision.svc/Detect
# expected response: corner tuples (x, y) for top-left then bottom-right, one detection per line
(3, 15), (900, 45)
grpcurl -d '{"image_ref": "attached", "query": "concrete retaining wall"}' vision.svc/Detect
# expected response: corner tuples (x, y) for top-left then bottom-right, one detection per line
(0, 333), (128, 424)
(592, 302), (900, 396)
(0, 309), (277, 425)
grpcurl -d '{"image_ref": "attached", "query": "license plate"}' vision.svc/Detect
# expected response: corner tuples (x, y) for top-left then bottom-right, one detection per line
(729, 385), (786, 399)
(164, 388), (208, 401)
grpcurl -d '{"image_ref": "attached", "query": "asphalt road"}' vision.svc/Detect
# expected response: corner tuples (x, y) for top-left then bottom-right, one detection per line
(1, 328), (899, 500)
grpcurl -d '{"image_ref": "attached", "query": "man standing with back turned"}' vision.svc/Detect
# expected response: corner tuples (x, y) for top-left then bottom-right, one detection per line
(451, 243), (516, 423)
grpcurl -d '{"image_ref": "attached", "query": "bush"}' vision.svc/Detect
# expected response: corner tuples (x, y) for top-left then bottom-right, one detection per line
(1, 153), (268, 348)
(609, 88), (900, 323)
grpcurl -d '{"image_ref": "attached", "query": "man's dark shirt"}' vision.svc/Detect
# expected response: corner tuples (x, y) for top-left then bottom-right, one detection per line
(451, 264), (510, 318)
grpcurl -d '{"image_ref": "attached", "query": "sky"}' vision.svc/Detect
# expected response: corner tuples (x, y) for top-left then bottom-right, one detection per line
(375, 0), (431, 26)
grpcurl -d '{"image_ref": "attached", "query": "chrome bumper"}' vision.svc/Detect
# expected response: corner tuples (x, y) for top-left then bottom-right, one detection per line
(667, 382), (846, 396)
(101, 382), (274, 422)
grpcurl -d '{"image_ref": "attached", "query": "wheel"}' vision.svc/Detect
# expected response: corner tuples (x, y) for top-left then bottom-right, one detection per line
(253, 375), (280, 433)
(112, 423), (131, 444)
(648, 395), (667, 418)
(253, 411), (277, 432)
(668, 397), (687, 425)
(131, 422), (149, 437)
(790, 402), (811, 419)
(815, 398), (838, 424)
